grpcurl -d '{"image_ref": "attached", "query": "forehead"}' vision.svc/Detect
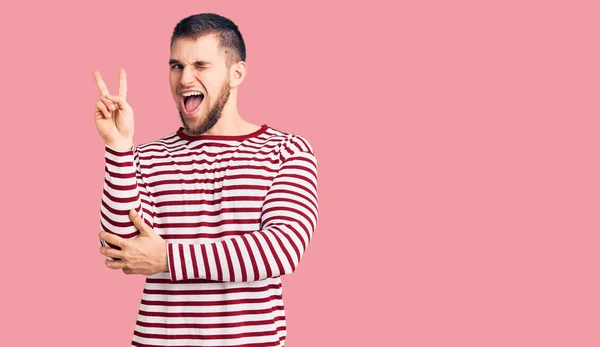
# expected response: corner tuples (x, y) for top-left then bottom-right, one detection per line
(170, 34), (225, 64)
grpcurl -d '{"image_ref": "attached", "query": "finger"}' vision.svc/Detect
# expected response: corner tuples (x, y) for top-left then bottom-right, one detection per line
(105, 258), (127, 269)
(99, 231), (126, 249)
(102, 94), (117, 112)
(122, 268), (133, 275)
(129, 208), (148, 234)
(99, 245), (123, 259)
(106, 94), (130, 111)
(92, 70), (110, 96)
(96, 100), (111, 119)
(118, 68), (127, 98)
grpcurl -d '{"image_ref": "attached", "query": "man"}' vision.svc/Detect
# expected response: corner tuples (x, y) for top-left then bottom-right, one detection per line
(92, 13), (318, 347)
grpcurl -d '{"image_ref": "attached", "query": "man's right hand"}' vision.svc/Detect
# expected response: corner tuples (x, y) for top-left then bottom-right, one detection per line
(92, 68), (134, 151)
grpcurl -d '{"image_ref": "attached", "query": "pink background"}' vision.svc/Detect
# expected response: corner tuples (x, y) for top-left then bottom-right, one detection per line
(1, 1), (599, 346)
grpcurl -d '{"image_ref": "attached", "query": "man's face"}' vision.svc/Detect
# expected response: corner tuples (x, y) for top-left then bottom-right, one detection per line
(169, 34), (231, 135)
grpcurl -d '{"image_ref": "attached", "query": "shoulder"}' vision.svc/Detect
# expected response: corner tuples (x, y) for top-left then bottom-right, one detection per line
(263, 125), (316, 163)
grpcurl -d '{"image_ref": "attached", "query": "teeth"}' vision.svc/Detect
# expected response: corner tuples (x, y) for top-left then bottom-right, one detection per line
(182, 91), (203, 97)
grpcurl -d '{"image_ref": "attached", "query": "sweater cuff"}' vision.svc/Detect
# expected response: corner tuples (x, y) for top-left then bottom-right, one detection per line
(105, 144), (135, 171)
(105, 143), (134, 154)
(167, 243), (177, 281)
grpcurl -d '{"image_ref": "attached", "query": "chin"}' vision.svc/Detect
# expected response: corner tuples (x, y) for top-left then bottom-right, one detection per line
(179, 110), (204, 130)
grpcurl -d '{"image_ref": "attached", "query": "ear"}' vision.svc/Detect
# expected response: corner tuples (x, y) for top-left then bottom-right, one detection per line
(229, 61), (247, 88)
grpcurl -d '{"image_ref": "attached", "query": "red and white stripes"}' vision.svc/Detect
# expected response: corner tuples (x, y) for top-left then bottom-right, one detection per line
(99, 124), (318, 347)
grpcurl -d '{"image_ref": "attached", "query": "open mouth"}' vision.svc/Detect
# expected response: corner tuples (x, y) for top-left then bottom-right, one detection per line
(181, 92), (204, 116)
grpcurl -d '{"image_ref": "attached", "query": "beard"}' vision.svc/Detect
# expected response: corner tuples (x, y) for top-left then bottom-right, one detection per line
(178, 77), (231, 135)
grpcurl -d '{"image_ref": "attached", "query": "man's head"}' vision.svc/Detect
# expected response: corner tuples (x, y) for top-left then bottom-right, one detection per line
(169, 13), (247, 135)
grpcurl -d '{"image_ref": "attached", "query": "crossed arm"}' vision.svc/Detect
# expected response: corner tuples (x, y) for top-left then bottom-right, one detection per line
(99, 137), (319, 282)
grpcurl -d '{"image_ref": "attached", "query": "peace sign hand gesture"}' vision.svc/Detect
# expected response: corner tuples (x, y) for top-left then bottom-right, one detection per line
(92, 68), (134, 151)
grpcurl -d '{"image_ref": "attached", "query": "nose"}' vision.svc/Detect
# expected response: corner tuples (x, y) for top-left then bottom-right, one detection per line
(180, 66), (196, 85)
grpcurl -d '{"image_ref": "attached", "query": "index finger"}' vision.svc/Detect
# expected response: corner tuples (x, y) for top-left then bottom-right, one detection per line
(99, 230), (125, 249)
(92, 70), (110, 96)
(118, 68), (127, 98)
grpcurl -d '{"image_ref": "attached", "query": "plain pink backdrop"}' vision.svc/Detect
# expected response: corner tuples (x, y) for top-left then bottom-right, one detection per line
(0, 1), (598, 346)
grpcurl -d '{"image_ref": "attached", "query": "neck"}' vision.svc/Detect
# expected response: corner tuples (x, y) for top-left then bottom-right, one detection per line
(182, 95), (260, 137)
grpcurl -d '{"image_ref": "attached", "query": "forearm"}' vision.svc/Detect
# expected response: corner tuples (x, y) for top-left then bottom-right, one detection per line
(100, 144), (153, 249)
(167, 222), (314, 282)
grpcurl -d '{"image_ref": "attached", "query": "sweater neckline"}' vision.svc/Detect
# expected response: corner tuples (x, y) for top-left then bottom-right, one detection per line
(176, 124), (269, 141)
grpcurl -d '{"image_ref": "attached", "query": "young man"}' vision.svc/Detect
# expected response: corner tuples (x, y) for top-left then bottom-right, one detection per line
(92, 13), (318, 347)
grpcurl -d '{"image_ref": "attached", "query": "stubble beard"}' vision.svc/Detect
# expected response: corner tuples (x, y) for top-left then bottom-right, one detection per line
(179, 78), (231, 136)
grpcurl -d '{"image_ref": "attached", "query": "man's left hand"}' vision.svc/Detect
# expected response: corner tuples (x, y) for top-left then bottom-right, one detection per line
(99, 209), (168, 276)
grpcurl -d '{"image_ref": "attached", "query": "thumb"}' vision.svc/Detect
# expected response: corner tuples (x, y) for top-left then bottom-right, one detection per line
(130, 208), (150, 235)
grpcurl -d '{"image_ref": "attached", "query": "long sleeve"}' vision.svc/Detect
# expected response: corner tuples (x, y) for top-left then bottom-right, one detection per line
(167, 136), (319, 282)
(100, 144), (154, 256)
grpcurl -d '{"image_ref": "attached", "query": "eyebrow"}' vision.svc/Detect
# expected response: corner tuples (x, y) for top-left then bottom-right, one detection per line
(168, 59), (212, 66)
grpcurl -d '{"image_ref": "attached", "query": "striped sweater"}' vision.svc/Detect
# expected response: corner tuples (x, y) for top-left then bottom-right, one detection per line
(99, 124), (319, 347)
